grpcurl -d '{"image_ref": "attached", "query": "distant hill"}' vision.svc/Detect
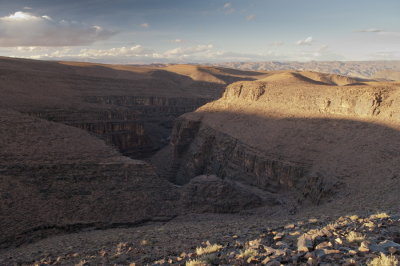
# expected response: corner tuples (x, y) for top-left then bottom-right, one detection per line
(213, 61), (400, 79)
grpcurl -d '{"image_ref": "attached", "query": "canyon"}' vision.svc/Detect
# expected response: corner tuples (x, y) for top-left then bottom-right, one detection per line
(1, 57), (400, 264)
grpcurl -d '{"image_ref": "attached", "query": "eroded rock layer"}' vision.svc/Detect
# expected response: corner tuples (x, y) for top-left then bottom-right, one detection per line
(154, 71), (400, 210)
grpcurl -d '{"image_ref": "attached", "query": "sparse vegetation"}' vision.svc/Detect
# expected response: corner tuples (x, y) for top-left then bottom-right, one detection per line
(368, 253), (399, 266)
(346, 231), (366, 243)
(349, 215), (359, 221)
(186, 259), (208, 266)
(239, 248), (258, 259)
(370, 213), (390, 220)
(195, 243), (223, 256)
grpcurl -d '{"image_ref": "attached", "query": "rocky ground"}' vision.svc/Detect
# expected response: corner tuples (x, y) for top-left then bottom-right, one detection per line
(1, 212), (399, 265)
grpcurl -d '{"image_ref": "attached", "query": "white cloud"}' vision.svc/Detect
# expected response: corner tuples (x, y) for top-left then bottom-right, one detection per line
(296, 36), (313, 46)
(355, 28), (400, 37)
(0, 11), (115, 47)
(270, 41), (284, 47)
(140, 23), (150, 28)
(0, 11), (41, 22)
(164, 44), (214, 58)
(170, 39), (184, 43)
(223, 2), (235, 14)
(357, 28), (385, 33)
(23, 7), (33, 10)
(224, 3), (232, 9)
(246, 14), (256, 21)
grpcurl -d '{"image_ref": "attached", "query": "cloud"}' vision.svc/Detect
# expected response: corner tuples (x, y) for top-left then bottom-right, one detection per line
(23, 7), (33, 10)
(140, 23), (149, 28)
(356, 28), (385, 33)
(296, 36), (313, 46)
(164, 44), (214, 58)
(0, 11), (115, 47)
(270, 41), (284, 47)
(0, 11), (42, 22)
(246, 14), (256, 21)
(223, 2), (235, 14)
(170, 39), (184, 43)
(355, 28), (400, 37)
(78, 45), (151, 58)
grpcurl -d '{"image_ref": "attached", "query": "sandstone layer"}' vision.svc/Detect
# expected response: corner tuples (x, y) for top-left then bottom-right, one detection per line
(0, 57), (269, 247)
(155, 71), (400, 213)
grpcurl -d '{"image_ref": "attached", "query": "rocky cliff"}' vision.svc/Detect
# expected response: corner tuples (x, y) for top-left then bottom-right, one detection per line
(154, 71), (400, 211)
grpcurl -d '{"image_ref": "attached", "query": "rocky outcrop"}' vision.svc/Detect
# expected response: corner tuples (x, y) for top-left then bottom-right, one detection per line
(179, 175), (263, 213)
(159, 118), (338, 206)
(154, 72), (400, 209)
(26, 96), (210, 158)
(0, 162), (179, 248)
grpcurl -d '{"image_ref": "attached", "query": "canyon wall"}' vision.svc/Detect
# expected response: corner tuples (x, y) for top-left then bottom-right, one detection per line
(154, 72), (400, 210)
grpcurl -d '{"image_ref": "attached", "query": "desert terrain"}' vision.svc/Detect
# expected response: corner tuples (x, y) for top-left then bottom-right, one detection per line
(214, 61), (400, 81)
(0, 57), (400, 265)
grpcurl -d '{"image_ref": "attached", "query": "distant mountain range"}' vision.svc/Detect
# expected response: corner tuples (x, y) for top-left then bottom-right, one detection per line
(212, 61), (400, 80)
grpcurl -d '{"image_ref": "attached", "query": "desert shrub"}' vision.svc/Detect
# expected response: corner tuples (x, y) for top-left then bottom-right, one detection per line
(346, 231), (365, 243)
(186, 259), (207, 266)
(239, 248), (258, 259)
(368, 253), (399, 266)
(370, 213), (390, 219)
(195, 243), (223, 255)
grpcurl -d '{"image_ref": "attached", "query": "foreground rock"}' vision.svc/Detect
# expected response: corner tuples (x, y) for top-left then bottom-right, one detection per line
(1, 213), (398, 265)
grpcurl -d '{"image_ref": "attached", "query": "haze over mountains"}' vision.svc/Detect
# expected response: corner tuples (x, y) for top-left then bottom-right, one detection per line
(214, 61), (400, 80)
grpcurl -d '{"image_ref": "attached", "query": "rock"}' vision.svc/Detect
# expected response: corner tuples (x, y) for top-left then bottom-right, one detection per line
(365, 240), (400, 253)
(247, 257), (259, 264)
(358, 241), (370, 252)
(389, 247), (398, 254)
(307, 257), (318, 266)
(315, 241), (332, 249)
(298, 235), (314, 252)
(285, 224), (296, 229)
(335, 238), (343, 245)
(180, 175), (263, 213)
(273, 233), (284, 241)
(266, 260), (281, 266)
(275, 241), (289, 249)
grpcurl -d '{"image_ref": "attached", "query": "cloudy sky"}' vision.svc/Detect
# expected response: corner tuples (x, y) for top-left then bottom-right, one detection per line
(0, 0), (399, 63)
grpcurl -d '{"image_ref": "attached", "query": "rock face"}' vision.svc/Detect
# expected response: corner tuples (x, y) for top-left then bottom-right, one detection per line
(27, 96), (210, 158)
(0, 57), (271, 247)
(179, 175), (263, 213)
(154, 71), (400, 210)
(0, 57), (268, 159)
(0, 110), (179, 248)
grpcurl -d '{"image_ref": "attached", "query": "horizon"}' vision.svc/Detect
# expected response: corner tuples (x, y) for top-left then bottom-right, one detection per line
(0, 0), (399, 64)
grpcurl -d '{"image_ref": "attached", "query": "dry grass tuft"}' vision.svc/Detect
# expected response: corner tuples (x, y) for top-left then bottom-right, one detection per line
(186, 259), (208, 266)
(349, 215), (359, 221)
(239, 248), (258, 259)
(370, 213), (390, 219)
(346, 231), (365, 243)
(195, 243), (223, 256)
(368, 253), (399, 266)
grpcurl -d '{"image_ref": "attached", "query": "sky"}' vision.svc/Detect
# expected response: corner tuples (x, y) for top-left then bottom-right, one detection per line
(0, 0), (399, 63)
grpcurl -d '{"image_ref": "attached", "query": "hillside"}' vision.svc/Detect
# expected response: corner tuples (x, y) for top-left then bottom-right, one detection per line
(1, 59), (399, 265)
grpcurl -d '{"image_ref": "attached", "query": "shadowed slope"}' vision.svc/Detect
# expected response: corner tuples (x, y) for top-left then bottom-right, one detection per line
(154, 71), (400, 212)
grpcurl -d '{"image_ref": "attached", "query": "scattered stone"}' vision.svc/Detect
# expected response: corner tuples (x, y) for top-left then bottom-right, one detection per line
(315, 241), (332, 249)
(335, 238), (343, 245)
(359, 241), (370, 252)
(285, 224), (296, 229)
(298, 234), (314, 252)
(265, 260), (281, 266)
